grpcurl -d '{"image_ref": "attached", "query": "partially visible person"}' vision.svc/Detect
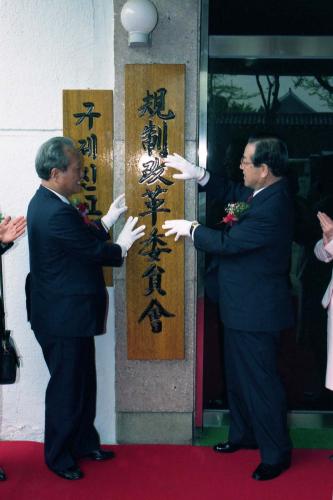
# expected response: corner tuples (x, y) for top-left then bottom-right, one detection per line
(27, 137), (145, 480)
(0, 214), (26, 481)
(314, 211), (333, 392)
(0, 216), (26, 253)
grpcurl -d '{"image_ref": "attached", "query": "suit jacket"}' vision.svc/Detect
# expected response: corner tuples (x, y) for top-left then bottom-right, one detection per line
(195, 174), (294, 331)
(27, 186), (123, 337)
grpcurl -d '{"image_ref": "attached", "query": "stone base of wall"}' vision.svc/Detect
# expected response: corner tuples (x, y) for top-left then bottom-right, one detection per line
(116, 412), (193, 444)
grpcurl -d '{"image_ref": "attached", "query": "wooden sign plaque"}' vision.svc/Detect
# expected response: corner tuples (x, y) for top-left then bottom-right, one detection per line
(63, 90), (114, 286)
(125, 64), (185, 360)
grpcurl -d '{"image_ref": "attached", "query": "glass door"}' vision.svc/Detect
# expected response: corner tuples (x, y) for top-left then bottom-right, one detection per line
(204, 63), (333, 412)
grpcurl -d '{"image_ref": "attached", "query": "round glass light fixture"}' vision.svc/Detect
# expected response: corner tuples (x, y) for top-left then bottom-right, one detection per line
(120, 0), (158, 47)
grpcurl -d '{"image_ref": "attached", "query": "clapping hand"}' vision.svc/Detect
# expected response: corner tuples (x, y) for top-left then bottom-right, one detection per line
(102, 194), (128, 230)
(318, 211), (333, 246)
(164, 153), (205, 181)
(0, 216), (26, 243)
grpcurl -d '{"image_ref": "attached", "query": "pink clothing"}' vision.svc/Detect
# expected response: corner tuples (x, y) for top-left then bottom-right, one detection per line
(314, 238), (333, 390)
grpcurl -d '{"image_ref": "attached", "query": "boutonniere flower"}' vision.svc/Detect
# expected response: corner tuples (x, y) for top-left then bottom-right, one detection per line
(71, 198), (91, 224)
(222, 202), (250, 225)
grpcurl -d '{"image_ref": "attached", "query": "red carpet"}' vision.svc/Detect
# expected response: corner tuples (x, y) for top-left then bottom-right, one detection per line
(0, 442), (332, 500)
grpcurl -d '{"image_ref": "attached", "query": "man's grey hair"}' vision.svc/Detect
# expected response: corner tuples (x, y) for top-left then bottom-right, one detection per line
(35, 136), (76, 180)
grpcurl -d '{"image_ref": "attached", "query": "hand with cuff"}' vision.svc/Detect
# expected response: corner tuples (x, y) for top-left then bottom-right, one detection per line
(116, 216), (145, 255)
(101, 193), (127, 230)
(164, 153), (206, 182)
(162, 219), (199, 241)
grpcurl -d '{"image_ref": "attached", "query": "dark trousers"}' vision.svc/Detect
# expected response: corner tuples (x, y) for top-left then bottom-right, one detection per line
(35, 334), (100, 471)
(224, 328), (292, 464)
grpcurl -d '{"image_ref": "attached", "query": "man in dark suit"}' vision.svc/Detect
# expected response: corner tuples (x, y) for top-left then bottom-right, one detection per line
(0, 215), (26, 481)
(163, 137), (294, 481)
(27, 137), (145, 480)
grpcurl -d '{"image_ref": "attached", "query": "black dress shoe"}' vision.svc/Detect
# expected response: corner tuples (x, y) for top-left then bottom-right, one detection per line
(213, 441), (258, 453)
(54, 466), (84, 480)
(0, 467), (7, 481)
(87, 449), (115, 461)
(252, 460), (291, 481)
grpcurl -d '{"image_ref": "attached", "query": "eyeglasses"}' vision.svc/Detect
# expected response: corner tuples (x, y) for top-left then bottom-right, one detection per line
(240, 156), (254, 166)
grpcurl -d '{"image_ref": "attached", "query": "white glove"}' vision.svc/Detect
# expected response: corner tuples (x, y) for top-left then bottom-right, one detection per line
(101, 193), (127, 230)
(164, 153), (205, 181)
(162, 219), (192, 241)
(116, 216), (145, 253)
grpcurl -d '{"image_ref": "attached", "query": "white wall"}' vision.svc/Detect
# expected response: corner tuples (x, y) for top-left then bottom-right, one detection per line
(0, 0), (116, 443)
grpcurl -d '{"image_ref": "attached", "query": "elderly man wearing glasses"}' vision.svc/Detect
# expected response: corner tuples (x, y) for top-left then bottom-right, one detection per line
(163, 136), (294, 481)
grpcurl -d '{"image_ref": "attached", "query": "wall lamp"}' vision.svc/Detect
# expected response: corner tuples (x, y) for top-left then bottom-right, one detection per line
(120, 0), (158, 47)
